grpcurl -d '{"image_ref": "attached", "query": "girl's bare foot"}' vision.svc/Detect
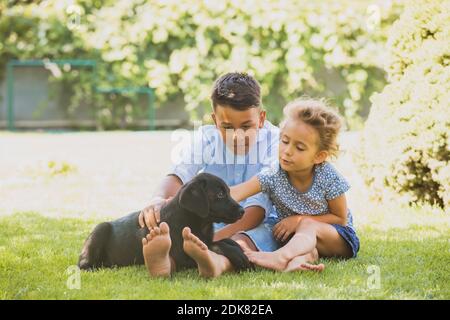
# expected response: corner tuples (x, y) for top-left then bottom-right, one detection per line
(284, 248), (325, 272)
(245, 250), (290, 271)
(284, 253), (325, 273)
(182, 227), (230, 278)
(288, 262), (325, 272)
(142, 222), (172, 278)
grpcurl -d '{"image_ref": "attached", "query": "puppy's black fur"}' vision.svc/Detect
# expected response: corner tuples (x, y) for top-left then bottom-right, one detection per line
(78, 173), (251, 271)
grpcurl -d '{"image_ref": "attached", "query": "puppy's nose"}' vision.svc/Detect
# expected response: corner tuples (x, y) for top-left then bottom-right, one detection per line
(238, 207), (245, 216)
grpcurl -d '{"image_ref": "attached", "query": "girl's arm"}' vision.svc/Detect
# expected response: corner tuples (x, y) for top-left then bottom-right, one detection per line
(307, 194), (348, 226)
(230, 175), (262, 202)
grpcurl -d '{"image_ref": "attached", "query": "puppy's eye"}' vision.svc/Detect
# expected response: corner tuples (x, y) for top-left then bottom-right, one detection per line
(217, 192), (225, 199)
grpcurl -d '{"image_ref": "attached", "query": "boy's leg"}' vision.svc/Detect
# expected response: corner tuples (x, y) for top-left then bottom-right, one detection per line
(246, 218), (352, 271)
(185, 217), (269, 277)
(142, 222), (174, 277)
(230, 218), (279, 254)
(211, 238), (255, 272)
(230, 233), (258, 251)
(182, 227), (234, 278)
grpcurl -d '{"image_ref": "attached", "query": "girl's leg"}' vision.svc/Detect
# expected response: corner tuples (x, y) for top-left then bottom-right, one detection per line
(245, 218), (352, 271)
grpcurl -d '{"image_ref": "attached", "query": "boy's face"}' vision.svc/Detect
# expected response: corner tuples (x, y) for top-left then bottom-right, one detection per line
(212, 105), (266, 155)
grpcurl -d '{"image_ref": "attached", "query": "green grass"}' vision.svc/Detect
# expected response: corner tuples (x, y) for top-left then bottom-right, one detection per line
(1, 211), (448, 300)
(1, 131), (448, 299)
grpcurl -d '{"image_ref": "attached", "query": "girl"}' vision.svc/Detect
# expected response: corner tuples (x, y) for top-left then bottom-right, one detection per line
(230, 98), (360, 272)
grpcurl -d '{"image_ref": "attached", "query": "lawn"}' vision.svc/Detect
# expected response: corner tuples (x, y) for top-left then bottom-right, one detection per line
(0, 132), (449, 299)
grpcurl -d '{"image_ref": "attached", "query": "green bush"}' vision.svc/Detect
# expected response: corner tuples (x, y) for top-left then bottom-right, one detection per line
(360, 0), (449, 209)
(0, 0), (404, 129)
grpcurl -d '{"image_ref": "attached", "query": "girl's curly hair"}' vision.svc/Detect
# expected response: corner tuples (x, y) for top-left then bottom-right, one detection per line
(280, 97), (344, 158)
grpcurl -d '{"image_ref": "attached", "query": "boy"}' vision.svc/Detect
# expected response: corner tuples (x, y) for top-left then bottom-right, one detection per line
(139, 72), (279, 277)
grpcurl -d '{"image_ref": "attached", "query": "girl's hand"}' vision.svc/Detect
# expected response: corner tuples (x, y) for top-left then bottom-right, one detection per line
(273, 216), (302, 242)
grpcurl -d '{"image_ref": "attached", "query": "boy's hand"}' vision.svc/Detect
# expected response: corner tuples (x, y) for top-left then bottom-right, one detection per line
(273, 215), (302, 242)
(138, 196), (172, 229)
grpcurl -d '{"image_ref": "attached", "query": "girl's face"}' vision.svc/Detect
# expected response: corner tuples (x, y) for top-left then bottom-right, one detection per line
(279, 119), (327, 173)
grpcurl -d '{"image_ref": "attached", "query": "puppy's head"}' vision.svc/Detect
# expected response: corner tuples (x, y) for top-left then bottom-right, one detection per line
(179, 173), (244, 223)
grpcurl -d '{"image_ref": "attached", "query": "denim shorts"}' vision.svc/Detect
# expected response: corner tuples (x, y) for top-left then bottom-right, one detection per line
(214, 217), (280, 252)
(332, 224), (360, 258)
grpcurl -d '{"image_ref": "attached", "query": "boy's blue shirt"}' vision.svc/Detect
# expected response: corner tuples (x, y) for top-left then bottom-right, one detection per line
(171, 120), (280, 220)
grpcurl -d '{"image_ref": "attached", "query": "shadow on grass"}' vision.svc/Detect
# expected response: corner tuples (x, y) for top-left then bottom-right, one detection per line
(0, 212), (448, 299)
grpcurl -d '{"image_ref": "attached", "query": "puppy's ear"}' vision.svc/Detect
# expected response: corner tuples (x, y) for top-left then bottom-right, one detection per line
(178, 179), (209, 218)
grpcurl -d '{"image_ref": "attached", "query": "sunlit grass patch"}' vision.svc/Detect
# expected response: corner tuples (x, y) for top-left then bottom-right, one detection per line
(0, 210), (448, 300)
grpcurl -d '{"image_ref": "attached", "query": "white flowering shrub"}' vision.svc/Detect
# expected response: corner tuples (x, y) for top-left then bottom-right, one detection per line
(360, 0), (450, 209)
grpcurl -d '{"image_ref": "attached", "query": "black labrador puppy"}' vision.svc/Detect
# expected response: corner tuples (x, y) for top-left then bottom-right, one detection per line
(78, 173), (251, 271)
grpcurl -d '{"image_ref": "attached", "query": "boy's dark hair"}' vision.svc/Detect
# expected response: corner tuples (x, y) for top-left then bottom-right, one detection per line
(211, 72), (261, 111)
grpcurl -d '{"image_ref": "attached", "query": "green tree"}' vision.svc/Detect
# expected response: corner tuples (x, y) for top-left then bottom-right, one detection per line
(1, 0), (404, 129)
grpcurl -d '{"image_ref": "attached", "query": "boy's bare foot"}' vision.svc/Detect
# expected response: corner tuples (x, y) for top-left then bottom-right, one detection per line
(245, 250), (290, 271)
(142, 222), (172, 278)
(182, 227), (230, 278)
(284, 248), (325, 272)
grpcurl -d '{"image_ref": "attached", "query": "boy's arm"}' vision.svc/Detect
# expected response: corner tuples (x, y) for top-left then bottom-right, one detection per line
(139, 128), (206, 228)
(138, 175), (183, 228)
(156, 174), (183, 198)
(230, 175), (261, 202)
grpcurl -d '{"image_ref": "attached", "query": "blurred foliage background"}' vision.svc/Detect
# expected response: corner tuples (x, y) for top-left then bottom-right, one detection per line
(1, 0), (448, 210)
(1, 0), (403, 129)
